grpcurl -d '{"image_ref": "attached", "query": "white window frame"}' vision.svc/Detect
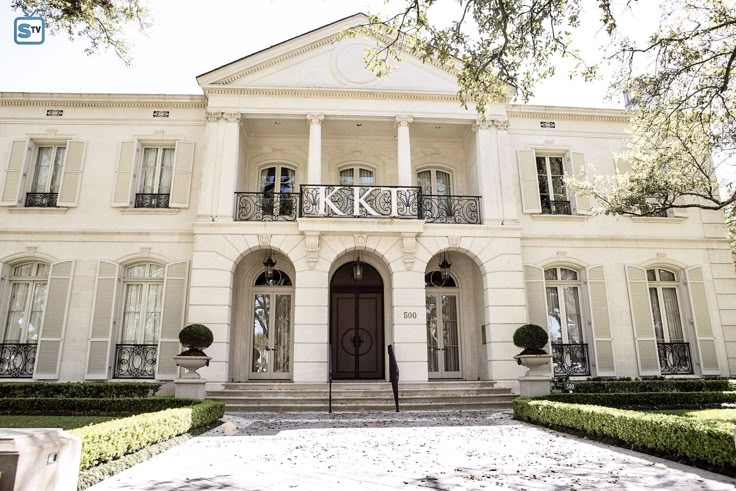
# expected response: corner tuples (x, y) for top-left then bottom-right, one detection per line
(136, 146), (175, 196)
(258, 164), (297, 193)
(2, 262), (49, 344)
(416, 168), (453, 195)
(646, 268), (687, 343)
(337, 164), (376, 186)
(424, 270), (462, 378)
(27, 143), (67, 194)
(535, 154), (570, 213)
(118, 263), (165, 345)
(544, 266), (586, 345)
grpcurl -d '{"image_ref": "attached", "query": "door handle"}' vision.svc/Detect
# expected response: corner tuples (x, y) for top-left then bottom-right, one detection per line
(351, 335), (363, 348)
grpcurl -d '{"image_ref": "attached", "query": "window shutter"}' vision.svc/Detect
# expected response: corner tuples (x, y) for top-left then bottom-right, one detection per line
(112, 141), (138, 207)
(517, 151), (541, 214)
(614, 157), (632, 175)
(570, 152), (591, 214)
(625, 265), (660, 376)
(169, 141), (195, 208)
(1, 139), (30, 206)
(524, 265), (548, 328)
(586, 266), (616, 375)
(84, 261), (119, 379)
(156, 261), (189, 380)
(34, 260), (74, 379)
(685, 266), (720, 374)
(56, 140), (86, 207)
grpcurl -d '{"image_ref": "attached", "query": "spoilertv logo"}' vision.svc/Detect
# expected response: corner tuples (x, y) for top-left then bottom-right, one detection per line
(14, 10), (45, 45)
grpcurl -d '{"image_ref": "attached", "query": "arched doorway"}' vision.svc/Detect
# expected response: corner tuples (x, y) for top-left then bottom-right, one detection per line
(330, 261), (384, 380)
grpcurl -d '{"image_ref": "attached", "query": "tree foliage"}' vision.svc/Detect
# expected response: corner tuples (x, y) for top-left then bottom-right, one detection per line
(11, 0), (150, 65)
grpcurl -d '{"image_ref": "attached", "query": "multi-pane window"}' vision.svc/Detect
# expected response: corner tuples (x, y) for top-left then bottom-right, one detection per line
(2, 263), (49, 343)
(120, 263), (164, 345)
(646, 269), (685, 342)
(27, 146), (66, 207)
(536, 155), (570, 214)
(544, 267), (584, 344)
(136, 147), (174, 208)
(339, 166), (374, 186)
(260, 165), (296, 216)
(417, 169), (452, 195)
(251, 270), (293, 377)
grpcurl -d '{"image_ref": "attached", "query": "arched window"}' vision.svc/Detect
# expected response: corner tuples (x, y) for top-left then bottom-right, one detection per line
(260, 164), (296, 194)
(251, 269), (293, 378)
(424, 271), (457, 288)
(254, 270), (292, 286)
(120, 263), (164, 345)
(339, 165), (374, 186)
(646, 268), (685, 343)
(424, 270), (460, 377)
(2, 262), (49, 343)
(417, 169), (452, 195)
(544, 266), (584, 344)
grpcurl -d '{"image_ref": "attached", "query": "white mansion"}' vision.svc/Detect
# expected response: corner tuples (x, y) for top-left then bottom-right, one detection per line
(1, 14), (735, 393)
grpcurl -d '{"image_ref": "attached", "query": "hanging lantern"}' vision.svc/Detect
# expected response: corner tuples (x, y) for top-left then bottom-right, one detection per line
(353, 255), (364, 282)
(439, 252), (452, 282)
(263, 252), (277, 283)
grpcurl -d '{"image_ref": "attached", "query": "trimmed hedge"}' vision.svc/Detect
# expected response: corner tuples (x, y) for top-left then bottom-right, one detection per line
(70, 399), (224, 470)
(0, 382), (160, 399)
(543, 391), (736, 409)
(514, 397), (736, 468)
(0, 397), (195, 415)
(572, 379), (734, 394)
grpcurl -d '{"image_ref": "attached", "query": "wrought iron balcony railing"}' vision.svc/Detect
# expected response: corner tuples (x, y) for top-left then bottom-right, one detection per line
(542, 200), (572, 215)
(113, 344), (157, 379)
(422, 195), (481, 225)
(657, 342), (693, 375)
(551, 343), (591, 377)
(235, 192), (299, 221)
(300, 184), (422, 219)
(0, 343), (36, 378)
(25, 193), (58, 207)
(135, 193), (170, 208)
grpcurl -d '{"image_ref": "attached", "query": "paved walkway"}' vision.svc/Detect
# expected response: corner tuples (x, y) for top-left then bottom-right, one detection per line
(88, 411), (736, 491)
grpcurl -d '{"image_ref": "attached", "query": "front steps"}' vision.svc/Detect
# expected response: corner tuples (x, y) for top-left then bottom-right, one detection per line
(207, 380), (515, 412)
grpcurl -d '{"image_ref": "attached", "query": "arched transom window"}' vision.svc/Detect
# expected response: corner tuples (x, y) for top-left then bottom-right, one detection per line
(417, 169), (452, 196)
(646, 268), (685, 343)
(544, 267), (584, 344)
(339, 166), (374, 186)
(3, 262), (49, 343)
(120, 263), (164, 345)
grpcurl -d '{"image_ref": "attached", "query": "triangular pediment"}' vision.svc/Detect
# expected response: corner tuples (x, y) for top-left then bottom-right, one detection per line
(197, 13), (460, 94)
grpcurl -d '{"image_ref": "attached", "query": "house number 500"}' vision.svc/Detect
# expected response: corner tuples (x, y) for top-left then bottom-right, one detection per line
(403, 312), (417, 319)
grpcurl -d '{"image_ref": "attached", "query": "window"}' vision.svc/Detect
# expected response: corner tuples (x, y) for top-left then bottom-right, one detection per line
(135, 147), (174, 208)
(536, 156), (570, 215)
(544, 267), (584, 344)
(424, 271), (460, 377)
(339, 166), (374, 186)
(646, 269), (685, 343)
(417, 169), (452, 196)
(120, 263), (164, 345)
(26, 145), (66, 207)
(251, 269), (293, 377)
(2, 262), (49, 344)
(260, 165), (296, 217)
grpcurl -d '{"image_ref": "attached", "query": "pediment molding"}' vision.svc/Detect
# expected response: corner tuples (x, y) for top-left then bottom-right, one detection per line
(203, 87), (461, 102)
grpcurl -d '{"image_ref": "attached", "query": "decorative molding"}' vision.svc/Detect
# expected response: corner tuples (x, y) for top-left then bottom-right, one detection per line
(492, 119), (510, 130)
(556, 251), (568, 257)
(354, 234), (367, 249)
(401, 233), (417, 270)
(395, 115), (413, 127)
(25, 246), (37, 257)
(205, 111), (222, 122)
(203, 87), (461, 102)
(258, 234), (271, 248)
(508, 109), (630, 124)
(306, 113), (324, 126)
(447, 236), (461, 249)
(473, 120), (492, 131)
(0, 95), (206, 109)
(656, 252), (667, 259)
(305, 233), (320, 269)
(223, 112), (242, 123)
(140, 247), (151, 257)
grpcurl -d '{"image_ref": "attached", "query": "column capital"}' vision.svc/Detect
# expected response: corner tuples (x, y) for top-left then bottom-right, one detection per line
(395, 115), (413, 127)
(473, 119), (492, 131)
(306, 113), (324, 125)
(492, 119), (510, 130)
(222, 112), (241, 123)
(205, 111), (222, 122)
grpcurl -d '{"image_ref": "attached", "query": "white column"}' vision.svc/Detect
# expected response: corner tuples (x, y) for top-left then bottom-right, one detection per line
(494, 119), (518, 223)
(474, 121), (502, 223)
(215, 112), (241, 221)
(196, 111), (222, 219)
(396, 115), (413, 186)
(306, 113), (324, 184)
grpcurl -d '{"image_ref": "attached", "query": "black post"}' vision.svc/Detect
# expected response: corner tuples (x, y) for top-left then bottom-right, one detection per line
(388, 344), (399, 412)
(328, 343), (333, 413)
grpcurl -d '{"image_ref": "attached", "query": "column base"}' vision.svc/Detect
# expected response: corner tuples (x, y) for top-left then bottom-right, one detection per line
(517, 375), (551, 396)
(174, 378), (207, 399)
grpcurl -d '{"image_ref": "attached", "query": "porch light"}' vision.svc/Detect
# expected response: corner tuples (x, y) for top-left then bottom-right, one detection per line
(263, 252), (277, 283)
(439, 252), (452, 282)
(353, 255), (364, 282)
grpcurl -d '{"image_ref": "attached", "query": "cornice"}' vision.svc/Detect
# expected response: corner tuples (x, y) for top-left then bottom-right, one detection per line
(0, 92), (207, 109)
(508, 105), (631, 123)
(203, 86), (461, 102)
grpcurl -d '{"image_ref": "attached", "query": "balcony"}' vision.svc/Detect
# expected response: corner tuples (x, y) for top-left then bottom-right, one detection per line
(0, 343), (36, 378)
(135, 193), (170, 208)
(233, 186), (482, 224)
(657, 342), (694, 375)
(542, 199), (572, 215)
(113, 344), (157, 379)
(551, 343), (591, 377)
(25, 193), (58, 207)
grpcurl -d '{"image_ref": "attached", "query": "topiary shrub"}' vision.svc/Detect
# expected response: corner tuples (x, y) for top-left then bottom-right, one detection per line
(513, 324), (549, 355)
(178, 324), (214, 356)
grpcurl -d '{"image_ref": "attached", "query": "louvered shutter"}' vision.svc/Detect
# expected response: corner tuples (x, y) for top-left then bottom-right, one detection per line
(56, 140), (86, 207)
(1, 139), (30, 206)
(625, 265), (661, 376)
(169, 141), (195, 208)
(686, 267), (721, 374)
(112, 141), (138, 207)
(156, 261), (189, 380)
(570, 152), (591, 214)
(84, 261), (119, 379)
(586, 266), (616, 375)
(517, 151), (541, 214)
(524, 265), (548, 328)
(33, 260), (74, 379)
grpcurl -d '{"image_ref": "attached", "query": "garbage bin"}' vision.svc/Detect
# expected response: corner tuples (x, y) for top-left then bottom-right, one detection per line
(0, 429), (81, 491)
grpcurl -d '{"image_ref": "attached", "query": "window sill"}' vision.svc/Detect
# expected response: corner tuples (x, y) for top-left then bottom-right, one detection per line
(630, 216), (684, 223)
(8, 207), (69, 214)
(120, 208), (181, 215)
(530, 213), (589, 221)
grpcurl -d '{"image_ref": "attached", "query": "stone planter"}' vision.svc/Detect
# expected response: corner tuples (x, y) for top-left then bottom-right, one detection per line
(173, 355), (211, 400)
(513, 353), (553, 396)
(173, 355), (210, 379)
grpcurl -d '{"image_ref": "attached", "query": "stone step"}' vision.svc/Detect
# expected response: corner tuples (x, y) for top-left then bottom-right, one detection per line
(222, 401), (513, 412)
(209, 394), (516, 405)
(207, 387), (511, 398)
(219, 381), (499, 391)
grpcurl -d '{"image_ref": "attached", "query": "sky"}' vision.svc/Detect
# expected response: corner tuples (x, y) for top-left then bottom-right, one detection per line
(0, 0), (628, 108)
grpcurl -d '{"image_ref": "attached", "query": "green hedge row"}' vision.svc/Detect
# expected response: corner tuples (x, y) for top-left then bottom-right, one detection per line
(70, 400), (224, 470)
(0, 398), (194, 415)
(543, 391), (736, 409)
(0, 382), (160, 399)
(513, 398), (736, 468)
(572, 379), (734, 393)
